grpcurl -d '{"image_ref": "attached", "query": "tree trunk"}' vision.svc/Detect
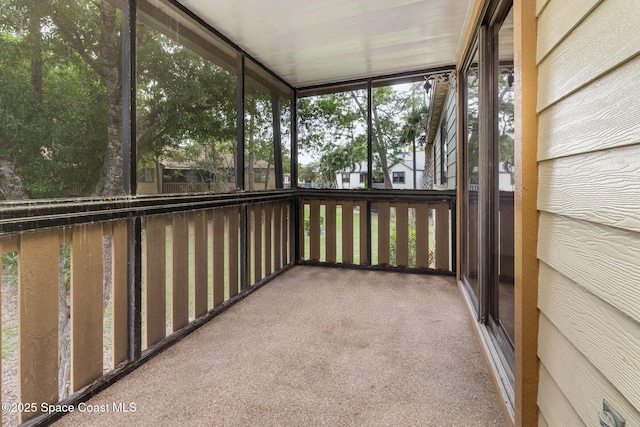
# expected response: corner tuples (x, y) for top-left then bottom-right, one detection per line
(0, 160), (28, 200)
(370, 104), (393, 189)
(58, 244), (71, 399)
(264, 149), (273, 190)
(95, 2), (123, 196)
(350, 91), (394, 189)
(28, 12), (43, 105)
(423, 143), (434, 190)
(377, 146), (393, 189)
(248, 154), (255, 191)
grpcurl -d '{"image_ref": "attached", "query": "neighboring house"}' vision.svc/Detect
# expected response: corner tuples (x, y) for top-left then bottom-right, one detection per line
(335, 151), (425, 189)
(137, 153), (276, 194)
(428, 77), (457, 191)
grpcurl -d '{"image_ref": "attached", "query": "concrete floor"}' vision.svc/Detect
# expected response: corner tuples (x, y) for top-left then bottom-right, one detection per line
(54, 266), (506, 427)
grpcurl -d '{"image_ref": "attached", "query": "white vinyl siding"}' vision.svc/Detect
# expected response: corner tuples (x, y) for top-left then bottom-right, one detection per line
(445, 87), (457, 190)
(433, 87), (457, 190)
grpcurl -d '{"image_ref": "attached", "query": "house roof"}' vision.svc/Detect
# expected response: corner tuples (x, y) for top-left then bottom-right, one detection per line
(177, 0), (476, 88)
(425, 78), (452, 146)
(392, 151), (426, 171)
(161, 153), (272, 170)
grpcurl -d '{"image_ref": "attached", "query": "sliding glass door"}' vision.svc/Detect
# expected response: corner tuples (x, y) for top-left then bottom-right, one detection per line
(461, 0), (514, 377)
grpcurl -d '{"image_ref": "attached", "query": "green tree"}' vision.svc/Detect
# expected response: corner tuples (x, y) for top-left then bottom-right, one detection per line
(298, 162), (320, 184)
(399, 105), (429, 189)
(0, 3), (109, 199)
(319, 137), (366, 187)
(299, 85), (428, 190)
(0, 1), (242, 199)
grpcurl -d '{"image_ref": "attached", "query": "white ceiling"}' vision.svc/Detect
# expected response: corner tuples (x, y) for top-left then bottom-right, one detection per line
(177, 0), (475, 88)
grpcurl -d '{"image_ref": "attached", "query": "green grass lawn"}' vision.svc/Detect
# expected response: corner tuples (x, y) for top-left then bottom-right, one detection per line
(303, 204), (435, 267)
(303, 204), (376, 264)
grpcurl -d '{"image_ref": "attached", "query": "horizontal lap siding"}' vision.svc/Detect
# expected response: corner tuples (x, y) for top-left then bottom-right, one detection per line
(537, 0), (640, 424)
(538, 263), (640, 410)
(538, 413), (549, 427)
(536, 0), (602, 63)
(538, 56), (640, 161)
(536, 0), (550, 16)
(434, 126), (443, 186)
(537, 366), (585, 427)
(445, 88), (457, 190)
(538, 313), (640, 425)
(537, 0), (640, 111)
(538, 146), (640, 232)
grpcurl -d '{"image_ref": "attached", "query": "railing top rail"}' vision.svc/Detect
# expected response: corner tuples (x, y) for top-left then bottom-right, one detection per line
(0, 190), (296, 234)
(1, 188), (457, 234)
(298, 188), (456, 203)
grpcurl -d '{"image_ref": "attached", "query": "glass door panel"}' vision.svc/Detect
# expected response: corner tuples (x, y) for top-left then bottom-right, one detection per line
(463, 48), (481, 309)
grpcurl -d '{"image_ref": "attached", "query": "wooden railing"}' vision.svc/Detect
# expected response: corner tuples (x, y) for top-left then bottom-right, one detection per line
(0, 188), (454, 425)
(0, 192), (293, 425)
(0, 222), (129, 426)
(299, 190), (455, 272)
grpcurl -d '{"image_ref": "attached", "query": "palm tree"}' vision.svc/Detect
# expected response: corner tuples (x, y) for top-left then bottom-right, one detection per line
(399, 106), (429, 189)
(320, 140), (366, 188)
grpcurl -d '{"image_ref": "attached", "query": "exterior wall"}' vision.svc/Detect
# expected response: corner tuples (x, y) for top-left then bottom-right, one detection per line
(137, 181), (159, 194)
(336, 166), (424, 190)
(445, 86), (457, 190)
(137, 165), (161, 194)
(434, 128), (443, 187)
(245, 168), (277, 190)
(141, 165), (277, 194)
(336, 172), (367, 189)
(433, 87), (457, 191)
(389, 162), (423, 190)
(536, 0), (640, 425)
(335, 156), (425, 190)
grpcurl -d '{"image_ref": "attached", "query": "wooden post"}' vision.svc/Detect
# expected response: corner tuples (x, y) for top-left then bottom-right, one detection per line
(300, 200), (306, 260)
(111, 221), (129, 366)
(228, 207), (239, 298)
(213, 209), (225, 306)
(193, 210), (208, 317)
(325, 200), (337, 263)
(144, 216), (166, 348)
(342, 201), (354, 264)
(514, 0), (540, 423)
(283, 203), (290, 264)
(435, 204), (450, 270)
(309, 199), (320, 261)
(358, 201), (368, 265)
(264, 204), (273, 275)
(19, 230), (59, 422)
(415, 203), (431, 269)
(172, 214), (189, 331)
(396, 203), (409, 267)
(253, 205), (263, 283)
(274, 203), (282, 270)
(377, 202), (391, 265)
(71, 224), (104, 392)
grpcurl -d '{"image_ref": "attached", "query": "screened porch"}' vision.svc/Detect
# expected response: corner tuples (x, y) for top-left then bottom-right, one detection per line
(0, 0), (514, 425)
